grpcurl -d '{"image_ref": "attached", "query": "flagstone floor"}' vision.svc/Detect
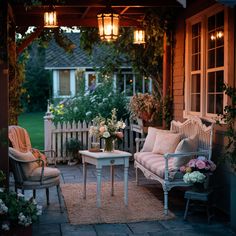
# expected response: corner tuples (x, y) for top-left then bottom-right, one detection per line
(16, 163), (236, 236)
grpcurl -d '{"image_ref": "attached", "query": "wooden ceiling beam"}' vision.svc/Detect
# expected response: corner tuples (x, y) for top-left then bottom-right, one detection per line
(12, 0), (182, 8)
(14, 17), (140, 27)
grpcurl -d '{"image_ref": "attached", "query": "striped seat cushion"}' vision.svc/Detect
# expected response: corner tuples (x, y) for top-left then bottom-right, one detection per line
(134, 152), (179, 179)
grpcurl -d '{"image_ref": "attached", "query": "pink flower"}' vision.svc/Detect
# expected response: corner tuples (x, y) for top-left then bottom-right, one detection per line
(116, 132), (124, 139)
(195, 160), (206, 169)
(208, 160), (216, 171)
(180, 166), (186, 173)
(99, 126), (106, 134)
(188, 159), (196, 168)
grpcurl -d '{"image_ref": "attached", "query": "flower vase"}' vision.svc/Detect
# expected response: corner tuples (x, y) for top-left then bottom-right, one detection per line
(104, 138), (114, 152)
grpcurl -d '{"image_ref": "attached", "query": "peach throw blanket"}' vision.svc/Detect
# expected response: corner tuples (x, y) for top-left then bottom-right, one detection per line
(9, 125), (47, 165)
(9, 126), (32, 152)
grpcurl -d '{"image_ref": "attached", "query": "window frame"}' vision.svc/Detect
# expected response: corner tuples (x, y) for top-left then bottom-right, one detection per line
(184, 5), (229, 119)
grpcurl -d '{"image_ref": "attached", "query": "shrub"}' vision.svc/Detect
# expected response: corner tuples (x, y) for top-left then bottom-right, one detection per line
(50, 81), (129, 124)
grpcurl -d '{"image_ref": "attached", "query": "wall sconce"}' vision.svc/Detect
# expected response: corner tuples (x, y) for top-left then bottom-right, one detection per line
(97, 6), (119, 42)
(133, 29), (145, 44)
(44, 6), (58, 28)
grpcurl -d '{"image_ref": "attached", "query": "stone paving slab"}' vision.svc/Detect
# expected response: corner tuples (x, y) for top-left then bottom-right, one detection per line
(127, 221), (165, 233)
(25, 163), (236, 235)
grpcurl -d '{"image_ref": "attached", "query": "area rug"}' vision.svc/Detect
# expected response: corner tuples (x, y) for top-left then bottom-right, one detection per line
(61, 182), (175, 224)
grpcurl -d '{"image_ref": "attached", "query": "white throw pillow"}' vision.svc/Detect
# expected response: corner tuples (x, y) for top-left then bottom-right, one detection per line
(173, 134), (198, 168)
(141, 127), (173, 152)
(152, 132), (181, 154)
(9, 147), (38, 178)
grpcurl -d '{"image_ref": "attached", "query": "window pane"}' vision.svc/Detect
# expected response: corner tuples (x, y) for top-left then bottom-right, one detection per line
(59, 70), (70, 96)
(208, 50), (215, 68)
(191, 23), (201, 72)
(135, 74), (143, 93)
(191, 74), (200, 93)
(116, 74), (124, 93)
(216, 94), (223, 114)
(208, 72), (215, 93)
(208, 15), (215, 31)
(191, 94), (200, 112)
(192, 55), (199, 71)
(207, 70), (224, 114)
(125, 74), (134, 96)
(88, 74), (96, 91)
(216, 47), (224, 67)
(190, 74), (200, 112)
(208, 32), (215, 49)
(216, 71), (224, 92)
(207, 94), (215, 113)
(216, 11), (224, 28)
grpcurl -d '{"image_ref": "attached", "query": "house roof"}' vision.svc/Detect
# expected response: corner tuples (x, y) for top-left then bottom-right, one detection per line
(45, 33), (131, 70)
(45, 33), (94, 69)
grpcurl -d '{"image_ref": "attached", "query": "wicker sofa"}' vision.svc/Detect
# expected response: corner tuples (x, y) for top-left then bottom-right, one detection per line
(134, 116), (214, 215)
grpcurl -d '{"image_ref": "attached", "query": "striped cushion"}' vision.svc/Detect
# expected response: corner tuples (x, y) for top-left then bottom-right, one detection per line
(134, 152), (177, 179)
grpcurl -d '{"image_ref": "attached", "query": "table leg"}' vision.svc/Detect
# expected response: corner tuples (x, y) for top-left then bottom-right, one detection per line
(110, 165), (114, 196)
(83, 161), (87, 199)
(124, 166), (129, 206)
(96, 167), (102, 208)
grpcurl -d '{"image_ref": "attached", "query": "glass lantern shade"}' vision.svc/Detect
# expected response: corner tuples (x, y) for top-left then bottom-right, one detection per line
(44, 10), (58, 28)
(97, 7), (119, 42)
(133, 29), (145, 44)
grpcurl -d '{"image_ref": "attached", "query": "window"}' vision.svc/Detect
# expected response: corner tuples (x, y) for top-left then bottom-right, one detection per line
(116, 73), (152, 96)
(59, 70), (70, 96)
(185, 6), (227, 118)
(85, 72), (97, 92)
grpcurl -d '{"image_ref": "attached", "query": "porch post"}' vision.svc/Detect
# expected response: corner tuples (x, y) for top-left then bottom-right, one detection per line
(0, 1), (9, 187)
(162, 32), (171, 129)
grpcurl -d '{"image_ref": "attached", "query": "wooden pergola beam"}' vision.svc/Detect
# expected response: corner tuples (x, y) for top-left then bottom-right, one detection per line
(16, 27), (43, 56)
(0, 0), (9, 187)
(14, 17), (140, 27)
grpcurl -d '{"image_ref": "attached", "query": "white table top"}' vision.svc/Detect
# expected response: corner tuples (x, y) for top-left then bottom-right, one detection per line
(79, 150), (132, 159)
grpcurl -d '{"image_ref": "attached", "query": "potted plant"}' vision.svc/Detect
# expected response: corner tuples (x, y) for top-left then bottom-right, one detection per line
(0, 171), (42, 235)
(129, 93), (162, 127)
(65, 138), (82, 165)
(217, 84), (236, 230)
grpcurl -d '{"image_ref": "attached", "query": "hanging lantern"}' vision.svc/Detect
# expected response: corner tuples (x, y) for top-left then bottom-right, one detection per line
(97, 6), (119, 42)
(133, 29), (145, 44)
(44, 7), (58, 28)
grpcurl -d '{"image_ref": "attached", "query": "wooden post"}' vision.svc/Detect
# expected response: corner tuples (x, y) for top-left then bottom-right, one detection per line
(0, 1), (9, 187)
(162, 32), (171, 129)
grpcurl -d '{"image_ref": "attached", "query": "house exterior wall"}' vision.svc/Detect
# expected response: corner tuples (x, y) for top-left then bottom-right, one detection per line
(172, 2), (235, 214)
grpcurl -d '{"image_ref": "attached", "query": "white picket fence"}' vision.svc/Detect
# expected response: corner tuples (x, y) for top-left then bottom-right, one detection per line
(44, 113), (143, 164)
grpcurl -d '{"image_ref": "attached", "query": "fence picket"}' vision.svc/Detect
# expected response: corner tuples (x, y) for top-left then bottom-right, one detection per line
(46, 119), (138, 163)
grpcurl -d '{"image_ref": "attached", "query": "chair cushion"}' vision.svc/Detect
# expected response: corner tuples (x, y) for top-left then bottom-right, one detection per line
(134, 152), (177, 179)
(152, 132), (181, 154)
(9, 147), (38, 178)
(141, 127), (173, 152)
(173, 134), (198, 168)
(29, 167), (61, 182)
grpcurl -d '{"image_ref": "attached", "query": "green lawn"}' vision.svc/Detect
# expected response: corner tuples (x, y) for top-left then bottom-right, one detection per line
(18, 112), (45, 150)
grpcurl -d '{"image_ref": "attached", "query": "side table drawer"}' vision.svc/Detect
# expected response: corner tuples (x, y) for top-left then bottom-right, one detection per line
(101, 158), (127, 166)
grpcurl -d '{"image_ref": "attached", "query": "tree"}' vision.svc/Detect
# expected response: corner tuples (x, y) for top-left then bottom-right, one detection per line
(21, 42), (51, 112)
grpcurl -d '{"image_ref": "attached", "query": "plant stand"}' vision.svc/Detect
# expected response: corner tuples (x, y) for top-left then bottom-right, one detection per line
(184, 189), (214, 223)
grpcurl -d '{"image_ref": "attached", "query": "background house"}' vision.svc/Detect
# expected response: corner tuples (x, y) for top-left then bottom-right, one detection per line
(45, 33), (152, 99)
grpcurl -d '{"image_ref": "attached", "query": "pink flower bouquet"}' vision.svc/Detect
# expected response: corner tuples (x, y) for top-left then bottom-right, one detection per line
(180, 156), (216, 184)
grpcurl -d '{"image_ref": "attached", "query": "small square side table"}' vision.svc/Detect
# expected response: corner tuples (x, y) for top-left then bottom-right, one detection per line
(79, 150), (132, 208)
